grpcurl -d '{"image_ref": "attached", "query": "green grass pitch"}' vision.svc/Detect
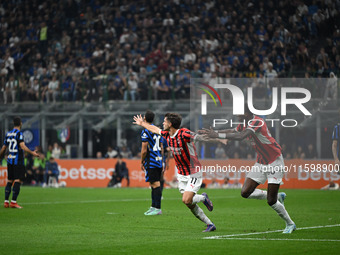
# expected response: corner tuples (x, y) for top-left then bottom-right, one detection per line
(0, 187), (339, 255)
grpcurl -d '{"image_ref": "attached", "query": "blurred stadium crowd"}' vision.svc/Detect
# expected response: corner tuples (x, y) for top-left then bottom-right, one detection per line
(0, 0), (340, 103)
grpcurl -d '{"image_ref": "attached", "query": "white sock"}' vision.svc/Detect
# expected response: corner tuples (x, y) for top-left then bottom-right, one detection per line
(192, 194), (205, 204)
(4, 200), (9, 203)
(248, 189), (267, 200)
(271, 201), (294, 225)
(191, 205), (213, 225)
(11, 200), (16, 203)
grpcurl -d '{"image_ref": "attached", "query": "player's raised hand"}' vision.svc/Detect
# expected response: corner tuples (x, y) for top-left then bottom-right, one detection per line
(133, 114), (144, 126)
(204, 127), (218, 138)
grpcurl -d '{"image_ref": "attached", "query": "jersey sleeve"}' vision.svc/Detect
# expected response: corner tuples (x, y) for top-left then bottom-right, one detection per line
(247, 118), (263, 133)
(160, 130), (169, 138)
(3, 134), (8, 146)
(332, 125), (339, 140)
(17, 131), (24, 144)
(141, 129), (148, 142)
(235, 124), (243, 132)
(182, 129), (197, 143)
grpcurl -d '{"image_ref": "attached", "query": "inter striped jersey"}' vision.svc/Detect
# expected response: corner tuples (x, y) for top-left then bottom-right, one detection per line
(236, 115), (282, 164)
(141, 125), (163, 169)
(332, 123), (340, 157)
(160, 128), (201, 176)
(3, 128), (24, 166)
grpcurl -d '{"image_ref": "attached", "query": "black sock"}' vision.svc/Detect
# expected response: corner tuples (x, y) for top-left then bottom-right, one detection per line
(151, 187), (156, 208)
(12, 182), (21, 201)
(5, 182), (12, 200)
(160, 179), (164, 192)
(153, 186), (162, 209)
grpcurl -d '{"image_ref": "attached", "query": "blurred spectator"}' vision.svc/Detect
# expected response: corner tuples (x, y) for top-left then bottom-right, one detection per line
(52, 142), (61, 159)
(105, 146), (118, 158)
(120, 145), (132, 159)
(96, 151), (103, 158)
(324, 72), (338, 100)
(4, 75), (18, 104)
(305, 144), (317, 159)
(108, 155), (129, 187)
(43, 157), (59, 188)
(46, 74), (60, 103)
(207, 177), (220, 189)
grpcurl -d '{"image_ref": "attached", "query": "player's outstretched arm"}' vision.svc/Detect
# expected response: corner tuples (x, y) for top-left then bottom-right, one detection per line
(198, 127), (236, 137)
(203, 127), (252, 141)
(133, 114), (161, 134)
(20, 142), (39, 157)
(195, 135), (228, 145)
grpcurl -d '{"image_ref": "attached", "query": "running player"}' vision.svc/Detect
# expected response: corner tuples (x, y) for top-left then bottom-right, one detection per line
(141, 110), (164, 216)
(201, 105), (296, 234)
(134, 112), (221, 232)
(0, 116), (39, 209)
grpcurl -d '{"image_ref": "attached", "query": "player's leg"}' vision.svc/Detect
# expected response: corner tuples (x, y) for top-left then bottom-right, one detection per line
(241, 177), (262, 198)
(9, 179), (23, 209)
(181, 177), (216, 232)
(267, 183), (295, 233)
(242, 164), (268, 199)
(4, 180), (13, 208)
(145, 168), (162, 215)
(4, 165), (14, 208)
(10, 165), (25, 209)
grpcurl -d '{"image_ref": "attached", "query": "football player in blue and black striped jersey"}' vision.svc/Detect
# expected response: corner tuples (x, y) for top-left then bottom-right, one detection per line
(140, 110), (164, 216)
(0, 116), (39, 209)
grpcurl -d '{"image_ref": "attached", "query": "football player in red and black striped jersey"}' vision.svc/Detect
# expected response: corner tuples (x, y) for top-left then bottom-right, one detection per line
(201, 105), (296, 234)
(134, 112), (225, 232)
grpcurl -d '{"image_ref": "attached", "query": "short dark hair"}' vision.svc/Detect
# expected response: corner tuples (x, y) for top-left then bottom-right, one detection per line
(165, 113), (182, 129)
(145, 110), (155, 123)
(13, 116), (22, 127)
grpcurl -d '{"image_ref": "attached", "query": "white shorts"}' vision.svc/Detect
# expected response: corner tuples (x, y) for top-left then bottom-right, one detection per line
(246, 155), (284, 185)
(177, 172), (203, 194)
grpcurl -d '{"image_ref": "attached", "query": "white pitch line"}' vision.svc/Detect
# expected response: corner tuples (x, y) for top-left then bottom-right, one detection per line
(21, 196), (236, 205)
(204, 224), (340, 240)
(212, 237), (340, 242)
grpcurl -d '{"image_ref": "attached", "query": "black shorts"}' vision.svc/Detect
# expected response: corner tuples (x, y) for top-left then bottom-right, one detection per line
(7, 164), (26, 180)
(145, 167), (162, 183)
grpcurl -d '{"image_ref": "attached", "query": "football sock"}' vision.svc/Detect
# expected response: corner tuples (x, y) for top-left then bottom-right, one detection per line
(11, 182), (21, 202)
(248, 189), (267, 200)
(271, 201), (294, 225)
(191, 205), (213, 225)
(153, 187), (162, 209)
(160, 179), (164, 192)
(192, 194), (205, 204)
(5, 182), (12, 201)
(151, 187), (156, 208)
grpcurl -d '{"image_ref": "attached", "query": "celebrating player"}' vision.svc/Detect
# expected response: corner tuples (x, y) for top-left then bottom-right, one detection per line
(0, 116), (39, 209)
(134, 112), (223, 232)
(201, 105), (296, 234)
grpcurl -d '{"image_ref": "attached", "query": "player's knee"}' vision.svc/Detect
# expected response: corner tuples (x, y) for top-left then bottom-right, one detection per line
(182, 197), (192, 206)
(241, 189), (251, 199)
(267, 197), (277, 206)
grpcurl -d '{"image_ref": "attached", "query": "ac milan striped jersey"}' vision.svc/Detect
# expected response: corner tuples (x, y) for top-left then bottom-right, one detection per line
(236, 116), (282, 164)
(3, 128), (25, 166)
(160, 128), (201, 175)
